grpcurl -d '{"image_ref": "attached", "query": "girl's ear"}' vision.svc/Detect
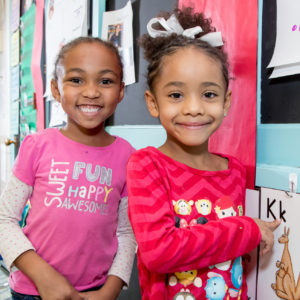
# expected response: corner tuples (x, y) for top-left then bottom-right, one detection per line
(223, 90), (232, 116)
(51, 79), (61, 102)
(145, 90), (159, 118)
(118, 82), (125, 103)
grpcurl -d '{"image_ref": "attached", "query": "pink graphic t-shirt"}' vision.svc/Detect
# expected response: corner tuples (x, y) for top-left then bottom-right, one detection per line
(11, 128), (135, 295)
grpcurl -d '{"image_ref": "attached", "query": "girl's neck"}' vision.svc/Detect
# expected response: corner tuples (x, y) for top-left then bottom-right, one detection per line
(60, 123), (115, 147)
(159, 139), (228, 172)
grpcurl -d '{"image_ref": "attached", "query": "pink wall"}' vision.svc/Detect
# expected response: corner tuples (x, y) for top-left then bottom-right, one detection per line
(179, 0), (258, 188)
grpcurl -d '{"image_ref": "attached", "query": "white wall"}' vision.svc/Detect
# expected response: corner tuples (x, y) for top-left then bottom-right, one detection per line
(0, 0), (12, 192)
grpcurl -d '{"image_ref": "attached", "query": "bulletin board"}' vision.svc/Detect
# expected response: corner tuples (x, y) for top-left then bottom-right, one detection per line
(256, 0), (300, 192)
(260, 0), (300, 124)
(19, 4), (37, 140)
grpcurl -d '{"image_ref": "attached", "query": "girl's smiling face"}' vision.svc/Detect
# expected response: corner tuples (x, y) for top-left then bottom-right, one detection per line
(51, 42), (124, 137)
(145, 47), (231, 150)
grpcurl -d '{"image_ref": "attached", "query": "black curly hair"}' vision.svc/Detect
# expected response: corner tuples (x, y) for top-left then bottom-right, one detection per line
(139, 7), (229, 92)
(53, 36), (123, 82)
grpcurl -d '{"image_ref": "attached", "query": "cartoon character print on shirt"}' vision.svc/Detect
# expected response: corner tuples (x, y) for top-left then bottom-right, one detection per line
(169, 270), (202, 289)
(237, 205), (243, 216)
(214, 196), (237, 219)
(175, 215), (208, 228)
(173, 288), (196, 300)
(205, 272), (228, 300)
(195, 199), (212, 215)
(229, 257), (243, 299)
(173, 199), (209, 228)
(209, 260), (232, 272)
(173, 199), (194, 216)
(209, 196), (239, 274)
(43, 159), (113, 215)
(174, 216), (193, 228)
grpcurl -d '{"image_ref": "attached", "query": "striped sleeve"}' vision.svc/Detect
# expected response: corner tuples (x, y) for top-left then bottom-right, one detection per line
(127, 151), (261, 274)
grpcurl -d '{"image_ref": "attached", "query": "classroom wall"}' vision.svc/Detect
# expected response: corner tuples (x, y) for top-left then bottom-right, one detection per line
(0, 0), (12, 193)
(256, 0), (300, 193)
(106, 0), (177, 126)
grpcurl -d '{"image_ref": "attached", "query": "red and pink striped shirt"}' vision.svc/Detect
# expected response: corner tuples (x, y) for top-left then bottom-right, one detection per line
(127, 147), (261, 300)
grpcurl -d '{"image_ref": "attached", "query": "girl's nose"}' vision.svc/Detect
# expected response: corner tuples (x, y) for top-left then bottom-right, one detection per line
(182, 96), (204, 116)
(82, 82), (100, 98)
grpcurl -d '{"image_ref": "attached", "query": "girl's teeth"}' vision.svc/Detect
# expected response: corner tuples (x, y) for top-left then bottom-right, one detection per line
(79, 106), (100, 113)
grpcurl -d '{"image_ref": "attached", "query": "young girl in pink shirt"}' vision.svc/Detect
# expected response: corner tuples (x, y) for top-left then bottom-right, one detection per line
(127, 7), (280, 300)
(0, 37), (136, 300)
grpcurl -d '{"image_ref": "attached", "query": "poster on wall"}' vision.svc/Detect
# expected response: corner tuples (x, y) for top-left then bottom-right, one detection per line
(257, 188), (300, 300)
(11, 65), (20, 101)
(11, 29), (20, 67)
(267, 0), (300, 78)
(11, 0), (20, 32)
(101, 0), (135, 86)
(45, 0), (88, 127)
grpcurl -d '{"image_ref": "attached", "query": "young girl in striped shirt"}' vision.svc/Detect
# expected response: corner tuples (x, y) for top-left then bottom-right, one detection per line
(127, 7), (280, 300)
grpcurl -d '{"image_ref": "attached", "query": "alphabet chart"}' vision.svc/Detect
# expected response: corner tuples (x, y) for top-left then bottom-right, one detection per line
(257, 188), (300, 300)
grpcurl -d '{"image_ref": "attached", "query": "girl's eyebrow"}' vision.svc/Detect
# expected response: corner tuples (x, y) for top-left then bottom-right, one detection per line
(201, 81), (222, 88)
(66, 68), (118, 76)
(99, 69), (118, 76)
(163, 81), (185, 88)
(164, 81), (222, 88)
(66, 68), (84, 74)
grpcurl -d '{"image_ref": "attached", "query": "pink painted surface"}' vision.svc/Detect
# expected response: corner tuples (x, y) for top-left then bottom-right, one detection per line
(179, 0), (258, 188)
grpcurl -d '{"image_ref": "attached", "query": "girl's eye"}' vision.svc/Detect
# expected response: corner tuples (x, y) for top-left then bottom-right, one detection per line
(69, 78), (82, 84)
(101, 79), (113, 85)
(169, 92), (182, 99)
(203, 91), (217, 99)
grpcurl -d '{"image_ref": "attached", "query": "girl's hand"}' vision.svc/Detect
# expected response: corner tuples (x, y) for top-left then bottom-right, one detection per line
(36, 271), (84, 300)
(13, 250), (84, 300)
(79, 289), (116, 300)
(253, 218), (281, 256)
(79, 275), (123, 300)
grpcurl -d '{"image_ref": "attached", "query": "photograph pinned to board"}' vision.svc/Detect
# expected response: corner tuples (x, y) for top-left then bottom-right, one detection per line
(267, 0), (300, 78)
(44, 0), (88, 127)
(257, 187), (300, 300)
(101, 1), (135, 86)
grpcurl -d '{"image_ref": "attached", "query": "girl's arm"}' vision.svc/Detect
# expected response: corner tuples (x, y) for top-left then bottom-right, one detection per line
(0, 174), (83, 300)
(0, 173), (35, 268)
(14, 250), (83, 300)
(127, 152), (262, 274)
(80, 196), (137, 300)
(107, 196), (137, 286)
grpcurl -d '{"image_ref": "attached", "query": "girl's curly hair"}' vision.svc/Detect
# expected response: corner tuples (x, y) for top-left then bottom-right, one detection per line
(139, 7), (229, 91)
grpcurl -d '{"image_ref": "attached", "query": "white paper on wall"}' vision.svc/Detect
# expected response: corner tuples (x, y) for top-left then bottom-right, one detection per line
(257, 188), (300, 300)
(101, 1), (135, 86)
(48, 100), (67, 127)
(45, 0), (88, 127)
(269, 62), (300, 79)
(11, 65), (20, 101)
(267, 0), (300, 78)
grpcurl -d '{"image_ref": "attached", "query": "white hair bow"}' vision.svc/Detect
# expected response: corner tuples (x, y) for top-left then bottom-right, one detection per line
(147, 14), (223, 47)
